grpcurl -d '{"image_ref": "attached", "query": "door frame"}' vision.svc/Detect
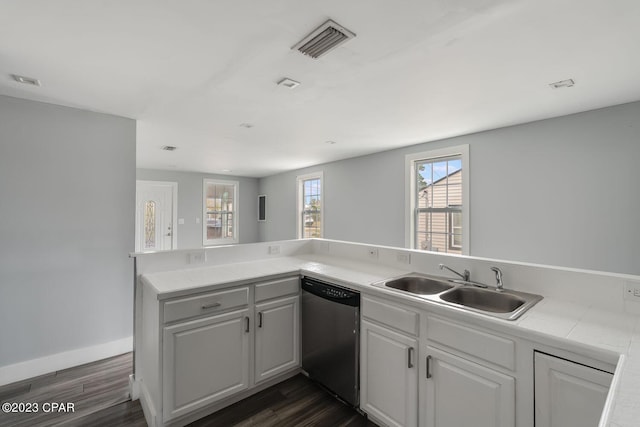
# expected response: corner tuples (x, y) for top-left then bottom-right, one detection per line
(136, 180), (178, 251)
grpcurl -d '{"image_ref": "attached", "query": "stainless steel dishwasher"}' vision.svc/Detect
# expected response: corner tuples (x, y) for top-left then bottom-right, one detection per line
(301, 276), (360, 407)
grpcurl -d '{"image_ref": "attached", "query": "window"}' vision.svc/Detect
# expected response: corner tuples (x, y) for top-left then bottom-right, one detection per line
(297, 172), (323, 238)
(143, 200), (156, 249)
(203, 179), (238, 245)
(406, 145), (469, 254)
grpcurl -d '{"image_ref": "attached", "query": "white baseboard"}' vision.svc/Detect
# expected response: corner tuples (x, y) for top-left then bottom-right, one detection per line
(0, 336), (133, 386)
(139, 381), (157, 427)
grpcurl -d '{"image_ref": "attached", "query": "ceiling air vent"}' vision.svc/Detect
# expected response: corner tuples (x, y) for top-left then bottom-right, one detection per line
(549, 79), (575, 89)
(12, 74), (41, 86)
(292, 19), (356, 59)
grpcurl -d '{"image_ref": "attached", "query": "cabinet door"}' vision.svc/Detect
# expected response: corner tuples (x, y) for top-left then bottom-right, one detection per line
(255, 295), (300, 383)
(425, 346), (515, 427)
(162, 309), (250, 421)
(361, 320), (418, 427)
(534, 352), (613, 427)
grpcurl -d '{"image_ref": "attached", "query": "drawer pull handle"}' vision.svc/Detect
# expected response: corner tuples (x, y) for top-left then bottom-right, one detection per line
(426, 355), (432, 379)
(408, 347), (414, 369)
(244, 316), (250, 333)
(258, 312), (263, 328)
(201, 302), (221, 310)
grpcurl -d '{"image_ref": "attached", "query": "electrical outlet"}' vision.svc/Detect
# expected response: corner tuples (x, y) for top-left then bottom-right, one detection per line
(397, 252), (411, 265)
(624, 281), (640, 301)
(188, 251), (206, 264)
(269, 245), (281, 255)
(367, 247), (379, 259)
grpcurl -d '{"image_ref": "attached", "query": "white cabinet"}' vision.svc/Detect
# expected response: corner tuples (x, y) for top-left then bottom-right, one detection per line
(423, 315), (515, 427)
(361, 320), (418, 427)
(254, 295), (300, 383)
(138, 276), (301, 426)
(424, 345), (515, 427)
(361, 296), (419, 427)
(534, 352), (613, 427)
(162, 308), (250, 421)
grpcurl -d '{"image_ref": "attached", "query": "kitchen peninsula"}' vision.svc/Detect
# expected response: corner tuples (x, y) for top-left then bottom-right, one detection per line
(132, 239), (640, 427)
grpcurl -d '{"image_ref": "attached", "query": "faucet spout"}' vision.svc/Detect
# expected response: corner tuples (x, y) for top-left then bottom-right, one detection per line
(439, 264), (470, 282)
(490, 267), (504, 292)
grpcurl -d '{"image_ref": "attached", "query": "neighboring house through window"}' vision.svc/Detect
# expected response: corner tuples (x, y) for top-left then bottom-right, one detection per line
(297, 172), (323, 238)
(203, 179), (239, 245)
(406, 145), (469, 254)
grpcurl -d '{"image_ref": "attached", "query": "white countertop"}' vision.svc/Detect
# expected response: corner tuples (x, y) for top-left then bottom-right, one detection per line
(140, 254), (640, 427)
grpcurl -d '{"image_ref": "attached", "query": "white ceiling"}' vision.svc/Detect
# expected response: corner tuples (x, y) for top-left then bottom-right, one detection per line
(2, 0), (639, 178)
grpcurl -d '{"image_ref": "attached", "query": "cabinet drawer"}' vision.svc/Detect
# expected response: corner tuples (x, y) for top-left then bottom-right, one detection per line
(164, 287), (249, 323)
(255, 276), (299, 302)
(362, 296), (419, 336)
(427, 316), (515, 370)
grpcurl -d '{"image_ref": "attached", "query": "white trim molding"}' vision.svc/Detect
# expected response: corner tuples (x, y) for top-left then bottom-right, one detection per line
(0, 336), (133, 386)
(405, 144), (470, 255)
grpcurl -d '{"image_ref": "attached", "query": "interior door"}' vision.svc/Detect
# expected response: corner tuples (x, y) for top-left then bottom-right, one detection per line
(135, 180), (177, 252)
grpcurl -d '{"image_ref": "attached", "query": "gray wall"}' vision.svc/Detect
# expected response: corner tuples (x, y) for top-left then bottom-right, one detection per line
(0, 95), (136, 366)
(136, 169), (259, 249)
(259, 101), (640, 275)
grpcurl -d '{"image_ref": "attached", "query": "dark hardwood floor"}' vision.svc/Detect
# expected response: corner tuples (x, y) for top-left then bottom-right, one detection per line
(0, 353), (376, 427)
(189, 374), (377, 427)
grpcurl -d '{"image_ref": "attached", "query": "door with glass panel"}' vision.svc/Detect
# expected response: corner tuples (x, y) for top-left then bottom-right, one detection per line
(135, 181), (177, 252)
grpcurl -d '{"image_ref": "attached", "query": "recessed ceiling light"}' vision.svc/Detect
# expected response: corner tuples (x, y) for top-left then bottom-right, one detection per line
(325, 140), (337, 145)
(549, 79), (575, 89)
(222, 169), (232, 173)
(277, 78), (300, 89)
(162, 145), (177, 151)
(239, 123), (254, 129)
(11, 74), (41, 86)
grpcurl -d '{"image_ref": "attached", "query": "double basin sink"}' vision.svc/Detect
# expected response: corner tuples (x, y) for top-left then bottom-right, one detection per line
(375, 274), (543, 320)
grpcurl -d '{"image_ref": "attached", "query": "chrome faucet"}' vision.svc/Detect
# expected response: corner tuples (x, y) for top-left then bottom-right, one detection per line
(439, 264), (470, 282)
(490, 267), (504, 292)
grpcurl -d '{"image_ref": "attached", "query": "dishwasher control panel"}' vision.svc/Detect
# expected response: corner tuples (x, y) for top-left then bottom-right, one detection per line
(301, 277), (360, 306)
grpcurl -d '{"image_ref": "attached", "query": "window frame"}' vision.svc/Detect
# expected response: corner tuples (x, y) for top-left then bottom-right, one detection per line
(449, 209), (463, 250)
(405, 145), (469, 255)
(296, 171), (324, 239)
(202, 178), (239, 246)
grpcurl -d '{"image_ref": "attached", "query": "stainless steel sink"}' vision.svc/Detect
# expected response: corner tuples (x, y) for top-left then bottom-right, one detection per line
(384, 275), (454, 295)
(440, 287), (525, 313)
(373, 272), (543, 320)
(439, 286), (543, 320)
